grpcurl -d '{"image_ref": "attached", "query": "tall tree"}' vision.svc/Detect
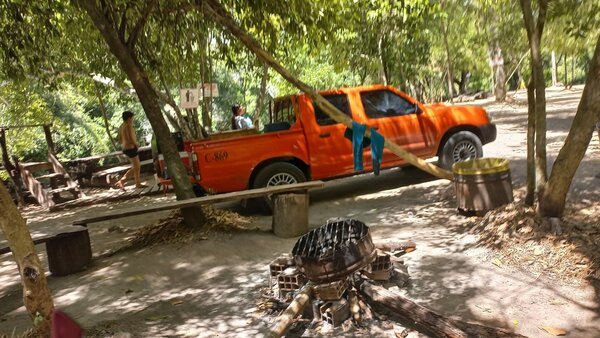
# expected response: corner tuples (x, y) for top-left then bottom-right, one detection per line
(75, 0), (204, 225)
(519, 0), (549, 197)
(538, 34), (600, 217)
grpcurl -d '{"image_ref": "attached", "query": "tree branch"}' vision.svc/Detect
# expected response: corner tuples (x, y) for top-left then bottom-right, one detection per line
(127, 1), (157, 48)
(536, 0), (548, 39)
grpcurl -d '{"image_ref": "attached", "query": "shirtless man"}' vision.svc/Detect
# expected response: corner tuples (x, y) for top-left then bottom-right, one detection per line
(116, 111), (144, 190)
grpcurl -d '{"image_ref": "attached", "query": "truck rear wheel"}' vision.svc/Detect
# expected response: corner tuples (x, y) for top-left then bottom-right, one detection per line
(252, 162), (307, 213)
(439, 131), (483, 170)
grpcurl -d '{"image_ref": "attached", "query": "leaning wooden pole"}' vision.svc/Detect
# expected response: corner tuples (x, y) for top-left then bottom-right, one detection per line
(267, 282), (313, 338)
(201, 0), (453, 181)
(0, 183), (54, 337)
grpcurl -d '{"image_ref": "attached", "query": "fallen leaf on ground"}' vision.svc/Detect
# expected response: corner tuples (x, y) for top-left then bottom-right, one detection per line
(145, 315), (169, 322)
(549, 298), (566, 305)
(540, 326), (567, 336)
(492, 258), (503, 267)
(170, 299), (184, 305)
(512, 319), (519, 327)
(126, 275), (144, 282)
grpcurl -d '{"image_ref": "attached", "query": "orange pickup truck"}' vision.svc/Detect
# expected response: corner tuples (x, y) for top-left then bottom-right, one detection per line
(167, 85), (495, 207)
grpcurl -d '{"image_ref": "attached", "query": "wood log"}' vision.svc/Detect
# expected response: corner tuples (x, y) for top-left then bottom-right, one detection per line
(267, 282), (313, 338)
(348, 288), (361, 323)
(374, 240), (416, 253)
(201, 0), (453, 181)
(272, 192), (309, 238)
(360, 281), (526, 338)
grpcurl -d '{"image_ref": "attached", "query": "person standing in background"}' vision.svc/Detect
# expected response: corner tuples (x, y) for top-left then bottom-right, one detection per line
(115, 111), (145, 190)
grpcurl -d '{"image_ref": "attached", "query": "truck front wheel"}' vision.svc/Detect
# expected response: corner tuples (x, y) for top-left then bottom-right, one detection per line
(252, 162), (307, 213)
(439, 131), (483, 170)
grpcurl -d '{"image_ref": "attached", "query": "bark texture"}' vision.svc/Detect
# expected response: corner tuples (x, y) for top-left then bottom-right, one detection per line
(525, 80), (536, 206)
(0, 183), (54, 337)
(539, 35), (600, 217)
(520, 0), (548, 192)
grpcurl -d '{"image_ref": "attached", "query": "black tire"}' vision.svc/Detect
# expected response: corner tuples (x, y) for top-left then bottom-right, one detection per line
(439, 131), (483, 170)
(252, 162), (307, 213)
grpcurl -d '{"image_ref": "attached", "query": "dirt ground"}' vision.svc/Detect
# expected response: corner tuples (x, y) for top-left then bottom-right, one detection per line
(1, 86), (600, 337)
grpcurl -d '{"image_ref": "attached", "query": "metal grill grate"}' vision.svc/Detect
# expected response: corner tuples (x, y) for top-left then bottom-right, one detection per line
(292, 219), (376, 283)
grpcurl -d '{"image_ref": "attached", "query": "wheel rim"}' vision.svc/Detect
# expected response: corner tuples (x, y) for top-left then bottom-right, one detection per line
(452, 140), (478, 163)
(266, 172), (298, 187)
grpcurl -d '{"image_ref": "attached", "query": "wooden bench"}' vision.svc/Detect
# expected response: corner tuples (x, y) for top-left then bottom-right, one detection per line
(0, 225), (92, 276)
(73, 181), (325, 238)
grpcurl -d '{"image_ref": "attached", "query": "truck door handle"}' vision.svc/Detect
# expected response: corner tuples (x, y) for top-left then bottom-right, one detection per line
(319, 132), (331, 138)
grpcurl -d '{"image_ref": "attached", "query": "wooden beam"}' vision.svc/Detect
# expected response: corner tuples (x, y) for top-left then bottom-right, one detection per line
(73, 181), (324, 225)
(43, 125), (56, 156)
(0, 123), (50, 130)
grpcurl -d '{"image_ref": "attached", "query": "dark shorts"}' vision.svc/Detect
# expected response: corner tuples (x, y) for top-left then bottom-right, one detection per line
(123, 147), (138, 158)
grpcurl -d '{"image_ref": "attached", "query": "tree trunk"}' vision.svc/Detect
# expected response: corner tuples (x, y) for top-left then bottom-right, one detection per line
(564, 54), (568, 87)
(78, 0), (205, 226)
(201, 0), (453, 181)
(520, 0), (548, 193)
(442, 19), (454, 102)
(94, 82), (119, 151)
(525, 80), (536, 206)
(253, 62), (269, 126)
(539, 34), (600, 217)
(0, 183), (54, 337)
(551, 51), (557, 86)
(494, 62), (507, 101)
(199, 31), (213, 133)
(377, 32), (388, 86)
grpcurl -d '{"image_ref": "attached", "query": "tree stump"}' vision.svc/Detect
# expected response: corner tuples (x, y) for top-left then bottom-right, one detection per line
(46, 228), (92, 276)
(272, 192), (308, 238)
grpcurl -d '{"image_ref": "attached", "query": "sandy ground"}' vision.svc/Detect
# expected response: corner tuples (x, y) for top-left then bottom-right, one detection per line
(1, 86), (599, 337)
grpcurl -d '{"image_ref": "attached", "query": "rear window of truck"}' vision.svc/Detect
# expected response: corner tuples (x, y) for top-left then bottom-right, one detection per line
(360, 89), (415, 118)
(314, 94), (351, 125)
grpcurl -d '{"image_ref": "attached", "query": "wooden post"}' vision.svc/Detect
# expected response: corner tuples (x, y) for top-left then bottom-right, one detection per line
(272, 192), (308, 238)
(43, 125), (56, 156)
(46, 228), (92, 276)
(201, 0), (453, 181)
(0, 182), (54, 337)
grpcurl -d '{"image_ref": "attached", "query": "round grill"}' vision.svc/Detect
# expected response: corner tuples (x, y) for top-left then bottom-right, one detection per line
(292, 219), (376, 283)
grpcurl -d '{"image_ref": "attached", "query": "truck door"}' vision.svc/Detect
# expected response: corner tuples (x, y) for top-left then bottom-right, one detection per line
(303, 93), (355, 179)
(358, 88), (428, 167)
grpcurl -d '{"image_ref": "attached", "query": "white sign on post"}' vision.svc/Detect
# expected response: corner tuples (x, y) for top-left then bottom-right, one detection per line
(180, 88), (199, 109)
(200, 83), (219, 97)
